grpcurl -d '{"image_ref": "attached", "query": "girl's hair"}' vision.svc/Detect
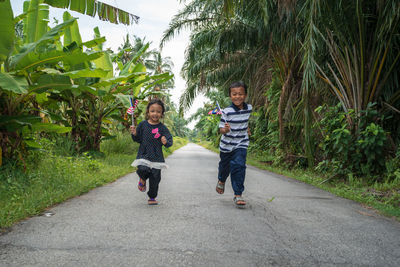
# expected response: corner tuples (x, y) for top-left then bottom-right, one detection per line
(146, 98), (165, 116)
(228, 81), (247, 95)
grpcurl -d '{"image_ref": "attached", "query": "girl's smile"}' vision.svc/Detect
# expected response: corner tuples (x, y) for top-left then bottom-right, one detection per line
(148, 103), (163, 124)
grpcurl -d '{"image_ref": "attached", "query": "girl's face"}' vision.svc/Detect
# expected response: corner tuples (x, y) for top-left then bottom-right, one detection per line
(147, 103), (163, 124)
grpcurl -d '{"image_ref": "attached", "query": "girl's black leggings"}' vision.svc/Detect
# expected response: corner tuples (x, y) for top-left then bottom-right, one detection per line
(136, 165), (161, 199)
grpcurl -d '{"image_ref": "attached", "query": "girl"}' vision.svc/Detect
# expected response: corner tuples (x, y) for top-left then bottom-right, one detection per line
(130, 98), (173, 205)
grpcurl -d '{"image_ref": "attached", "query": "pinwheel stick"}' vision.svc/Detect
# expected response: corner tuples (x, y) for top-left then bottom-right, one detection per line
(216, 101), (227, 123)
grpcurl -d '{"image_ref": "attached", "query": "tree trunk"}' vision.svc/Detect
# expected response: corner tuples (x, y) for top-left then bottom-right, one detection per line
(278, 69), (293, 143)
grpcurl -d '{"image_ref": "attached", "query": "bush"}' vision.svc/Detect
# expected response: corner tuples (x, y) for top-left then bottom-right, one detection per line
(100, 131), (139, 155)
(315, 103), (388, 179)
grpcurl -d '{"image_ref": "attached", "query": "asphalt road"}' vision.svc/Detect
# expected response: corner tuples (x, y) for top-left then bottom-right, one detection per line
(1, 143), (400, 266)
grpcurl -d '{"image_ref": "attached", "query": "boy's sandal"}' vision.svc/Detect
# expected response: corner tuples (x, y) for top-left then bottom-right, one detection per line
(148, 198), (158, 205)
(233, 196), (246, 207)
(138, 179), (146, 192)
(216, 181), (225, 194)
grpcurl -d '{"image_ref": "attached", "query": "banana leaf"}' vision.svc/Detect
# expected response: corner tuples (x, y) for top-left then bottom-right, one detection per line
(61, 69), (109, 79)
(24, 0), (49, 43)
(43, 0), (139, 25)
(70, 0), (86, 14)
(82, 37), (106, 48)
(92, 27), (113, 79)
(24, 139), (42, 149)
(10, 18), (77, 70)
(35, 92), (48, 104)
(119, 44), (150, 76)
(0, 72), (28, 94)
(63, 11), (82, 46)
(0, 0), (14, 63)
(42, 0), (70, 8)
(28, 122), (72, 133)
(13, 49), (103, 72)
(92, 72), (147, 88)
(30, 74), (97, 95)
(0, 114), (41, 132)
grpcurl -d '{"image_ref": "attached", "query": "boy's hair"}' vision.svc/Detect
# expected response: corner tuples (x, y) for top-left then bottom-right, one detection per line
(229, 81), (247, 95)
(146, 98), (165, 116)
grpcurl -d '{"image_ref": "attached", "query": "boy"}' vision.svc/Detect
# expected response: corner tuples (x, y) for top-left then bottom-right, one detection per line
(216, 81), (252, 208)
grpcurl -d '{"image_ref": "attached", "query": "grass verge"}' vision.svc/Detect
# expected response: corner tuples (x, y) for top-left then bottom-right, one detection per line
(0, 136), (188, 230)
(197, 141), (400, 220)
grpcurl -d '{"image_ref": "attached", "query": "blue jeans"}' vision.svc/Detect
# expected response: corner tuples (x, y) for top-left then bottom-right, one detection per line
(218, 148), (247, 195)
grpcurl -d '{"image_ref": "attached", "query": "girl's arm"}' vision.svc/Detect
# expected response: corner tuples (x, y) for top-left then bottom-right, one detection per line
(161, 125), (173, 148)
(131, 123), (142, 143)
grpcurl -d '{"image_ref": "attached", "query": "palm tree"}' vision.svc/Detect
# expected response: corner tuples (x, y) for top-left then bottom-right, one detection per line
(146, 51), (175, 90)
(115, 35), (154, 66)
(162, 0), (400, 165)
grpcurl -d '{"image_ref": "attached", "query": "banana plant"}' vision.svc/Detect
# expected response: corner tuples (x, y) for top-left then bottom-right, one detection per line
(0, 0), (104, 163)
(1, 0), (173, 163)
(47, 18), (173, 151)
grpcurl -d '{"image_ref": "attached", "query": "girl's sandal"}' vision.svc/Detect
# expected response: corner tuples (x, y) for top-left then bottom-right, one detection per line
(216, 181), (225, 194)
(233, 196), (246, 208)
(148, 198), (158, 205)
(138, 179), (146, 192)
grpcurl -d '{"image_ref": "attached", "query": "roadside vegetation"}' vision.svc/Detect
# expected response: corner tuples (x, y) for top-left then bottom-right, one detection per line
(0, 134), (187, 229)
(0, 0), (189, 230)
(197, 139), (400, 220)
(2, 0), (399, 229)
(166, 1), (400, 219)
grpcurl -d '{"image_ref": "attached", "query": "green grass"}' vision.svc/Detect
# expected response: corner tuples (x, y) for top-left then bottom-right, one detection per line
(0, 135), (188, 230)
(197, 141), (400, 220)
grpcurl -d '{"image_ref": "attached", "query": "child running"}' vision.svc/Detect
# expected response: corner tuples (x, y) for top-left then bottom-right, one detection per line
(130, 98), (173, 205)
(216, 81), (252, 208)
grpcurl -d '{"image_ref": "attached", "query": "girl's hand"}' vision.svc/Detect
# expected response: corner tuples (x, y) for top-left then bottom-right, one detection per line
(161, 136), (167, 145)
(130, 125), (136, 135)
(220, 122), (231, 134)
(247, 127), (251, 136)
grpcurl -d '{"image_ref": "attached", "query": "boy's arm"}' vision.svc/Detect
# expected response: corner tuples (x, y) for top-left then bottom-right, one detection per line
(220, 122), (231, 134)
(247, 104), (252, 136)
(219, 109), (230, 134)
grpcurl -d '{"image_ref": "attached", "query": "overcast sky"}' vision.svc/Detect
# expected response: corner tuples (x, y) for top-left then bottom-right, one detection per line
(10, 0), (206, 127)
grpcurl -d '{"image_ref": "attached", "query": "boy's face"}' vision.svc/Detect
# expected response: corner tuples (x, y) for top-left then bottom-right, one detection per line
(229, 86), (247, 109)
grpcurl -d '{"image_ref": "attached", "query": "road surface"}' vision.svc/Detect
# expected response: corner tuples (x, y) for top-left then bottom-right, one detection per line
(1, 143), (399, 266)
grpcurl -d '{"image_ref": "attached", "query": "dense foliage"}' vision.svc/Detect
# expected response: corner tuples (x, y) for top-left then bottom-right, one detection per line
(165, 0), (400, 181)
(0, 0), (189, 228)
(0, 0), (175, 167)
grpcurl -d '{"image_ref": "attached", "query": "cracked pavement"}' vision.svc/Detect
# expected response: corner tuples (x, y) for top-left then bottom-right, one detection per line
(1, 143), (400, 266)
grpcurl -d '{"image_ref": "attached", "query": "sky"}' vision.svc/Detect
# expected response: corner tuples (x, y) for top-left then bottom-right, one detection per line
(10, 0), (207, 128)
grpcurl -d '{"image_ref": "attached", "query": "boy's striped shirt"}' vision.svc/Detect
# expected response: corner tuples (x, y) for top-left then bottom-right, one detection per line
(219, 102), (252, 152)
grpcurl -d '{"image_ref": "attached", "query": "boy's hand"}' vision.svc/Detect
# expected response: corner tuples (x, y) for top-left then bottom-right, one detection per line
(247, 127), (251, 136)
(130, 125), (136, 135)
(161, 136), (167, 145)
(220, 122), (231, 134)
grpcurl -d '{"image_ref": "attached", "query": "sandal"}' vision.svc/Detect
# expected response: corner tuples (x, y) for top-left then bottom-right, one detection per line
(138, 179), (146, 192)
(216, 181), (225, 194)
(233, 196), (246, 208)
(148, 198), (158, 205)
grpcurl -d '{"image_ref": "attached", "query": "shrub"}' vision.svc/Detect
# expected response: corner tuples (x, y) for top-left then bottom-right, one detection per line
(315, 103), (388, 179)
(100, 131), (139, 155)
